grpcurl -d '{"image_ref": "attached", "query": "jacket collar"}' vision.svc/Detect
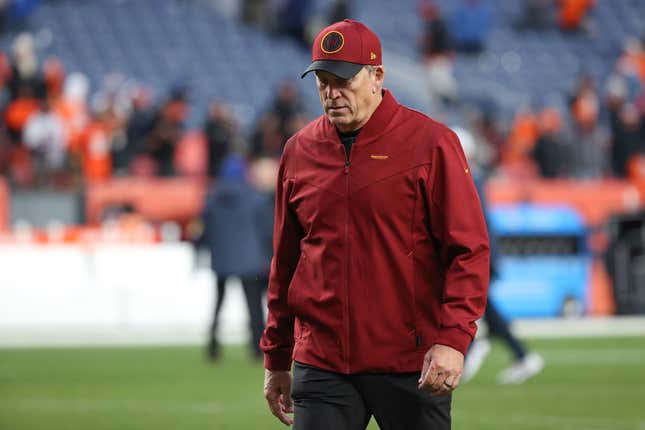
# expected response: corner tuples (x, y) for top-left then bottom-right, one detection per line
(322, 89), (399, 143)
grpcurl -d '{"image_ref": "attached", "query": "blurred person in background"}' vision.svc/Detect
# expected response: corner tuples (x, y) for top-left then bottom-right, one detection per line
(419, 0), (451, 59)
(328, 0), (350, 24)
(1, 35), (45, 187)
(627, 153), (645, 203)
(615, 37), (645, 88)
(568, 74), (609, 178)
(3, 0), (40, 31)
(7, 32), (44, 101)
(262, 20), (489, 429)
(531, 107), (569, 178)
(515, 0), (551, 31)
(142, 85), (189, 176)
(449, 0), (493, 54)
(4, 79), (40, 146)
(3, 81), (41, 187)
(471, 107), (504, 169)
(606, 45), (645, 177)
(200, 154), (273, 362)
(419, 1), (459, 107)
(276, 0), (312, 49)
(557, 0), (595, 33)
(203, 100), (235, 178)
(456, 127), (544, 385)
(71, 101), (114, 183)
(250, 111), (284, 158)
(610, 103), (643, 178)
(249, 155), (279, 259)
(0, 50), (11, 102)
(503, 105), (540, 176)
(4, 34), (43, 147)
(282, 113), (309, 146)
(42, 57), (65, 106)
(54, 72), (89, 155)
(0, 0), (8, 35)
(241, 0), (270, 30)
(271, 81), (305, 141)
(22, 97), (67, 186)
(118, 85), (153, 174)
(251, 83), (308, 158)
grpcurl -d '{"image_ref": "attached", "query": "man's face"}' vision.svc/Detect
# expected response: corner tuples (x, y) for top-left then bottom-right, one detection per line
(315, 67), (381, 132)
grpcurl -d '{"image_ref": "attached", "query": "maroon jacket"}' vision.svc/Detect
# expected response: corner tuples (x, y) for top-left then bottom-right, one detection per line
(261, 90), (489, 374)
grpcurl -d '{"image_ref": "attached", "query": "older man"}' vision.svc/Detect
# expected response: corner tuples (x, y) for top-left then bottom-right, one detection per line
(261, 19), (490, 430)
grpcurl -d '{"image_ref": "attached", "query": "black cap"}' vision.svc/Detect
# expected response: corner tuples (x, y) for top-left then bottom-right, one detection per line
(301, 60), (364, 80)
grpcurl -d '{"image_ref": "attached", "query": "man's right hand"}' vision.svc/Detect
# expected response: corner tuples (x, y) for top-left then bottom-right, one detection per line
(264, 369), (294, 426)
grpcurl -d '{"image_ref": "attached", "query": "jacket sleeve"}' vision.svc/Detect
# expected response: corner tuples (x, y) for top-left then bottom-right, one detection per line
(427, 129), (490, 355)
(260, 141), (304, 370)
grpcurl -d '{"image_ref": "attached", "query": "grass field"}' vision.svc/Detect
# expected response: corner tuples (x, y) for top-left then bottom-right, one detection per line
(1, 337), (644, 430)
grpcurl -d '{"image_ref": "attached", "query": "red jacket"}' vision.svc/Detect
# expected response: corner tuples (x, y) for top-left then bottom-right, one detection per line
(261, 90), (489, 374)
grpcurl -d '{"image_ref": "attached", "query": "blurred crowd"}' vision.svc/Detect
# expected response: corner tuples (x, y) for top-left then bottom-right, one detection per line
(0, 0), (644, 193)
(240, 0), (349, 49)
(0, 32), (309, 189)
(418, 0), (645, 182)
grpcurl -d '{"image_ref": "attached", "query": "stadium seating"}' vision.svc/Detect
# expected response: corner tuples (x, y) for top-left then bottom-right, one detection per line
(2, 0), (642, 127)
(1, 0), (318, 129)
(351, 0), (644, 118)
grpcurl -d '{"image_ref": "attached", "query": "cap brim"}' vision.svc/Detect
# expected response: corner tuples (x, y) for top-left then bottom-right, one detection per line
(301, 60), (364, 80)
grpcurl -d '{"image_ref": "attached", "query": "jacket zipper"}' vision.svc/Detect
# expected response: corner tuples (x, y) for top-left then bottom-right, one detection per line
(343, 150), (351, 373)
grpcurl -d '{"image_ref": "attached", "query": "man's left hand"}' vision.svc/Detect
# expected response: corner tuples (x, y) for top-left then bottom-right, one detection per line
(418, 344), (464, 396)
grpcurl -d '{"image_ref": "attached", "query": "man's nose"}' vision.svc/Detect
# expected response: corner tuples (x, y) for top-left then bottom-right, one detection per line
(326, 85), (341, 99)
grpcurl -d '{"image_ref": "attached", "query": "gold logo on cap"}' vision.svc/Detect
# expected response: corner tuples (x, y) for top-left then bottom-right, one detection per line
(321, 31), (345, 54)
(370, 52), (377, 60)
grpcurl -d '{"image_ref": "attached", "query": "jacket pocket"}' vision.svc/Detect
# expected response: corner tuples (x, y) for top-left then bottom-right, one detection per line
(414, 324), (439, 351)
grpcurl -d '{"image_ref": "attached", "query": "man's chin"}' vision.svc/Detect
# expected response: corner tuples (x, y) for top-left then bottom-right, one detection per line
(327, 115), (350, 127)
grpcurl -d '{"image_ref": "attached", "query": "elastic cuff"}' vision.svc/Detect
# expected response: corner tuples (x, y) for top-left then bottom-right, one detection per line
(264, 349), (293, 371)
(435, 326), (474, 356)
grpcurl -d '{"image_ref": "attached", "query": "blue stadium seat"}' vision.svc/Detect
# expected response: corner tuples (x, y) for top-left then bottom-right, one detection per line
(1, 0), (640, 127)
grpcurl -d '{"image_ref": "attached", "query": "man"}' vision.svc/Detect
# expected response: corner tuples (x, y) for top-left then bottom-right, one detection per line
(261, 19), (489, 429)
(456, 127), (544, 385)
(201, 155), (272, 361)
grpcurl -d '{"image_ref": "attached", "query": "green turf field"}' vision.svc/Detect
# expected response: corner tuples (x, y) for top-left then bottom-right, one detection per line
(1, 337), (643, 430)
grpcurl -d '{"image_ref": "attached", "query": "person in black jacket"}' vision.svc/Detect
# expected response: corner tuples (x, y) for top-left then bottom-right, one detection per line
(457, 128), (544, 384)
(201, 154), (274, 361)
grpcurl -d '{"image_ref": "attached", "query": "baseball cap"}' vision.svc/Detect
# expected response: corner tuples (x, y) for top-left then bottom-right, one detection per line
(301, 19), (382, 80)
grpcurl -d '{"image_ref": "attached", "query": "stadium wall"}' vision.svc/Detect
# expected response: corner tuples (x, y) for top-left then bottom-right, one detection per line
(0, 243), (250, 347)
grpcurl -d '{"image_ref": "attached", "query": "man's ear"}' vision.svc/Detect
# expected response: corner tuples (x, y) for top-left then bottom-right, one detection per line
(374, 65), (385, 86)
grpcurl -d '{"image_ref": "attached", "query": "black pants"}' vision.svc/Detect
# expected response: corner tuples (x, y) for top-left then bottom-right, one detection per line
(291, 362), (451, 430)
(484, 299), (526, 361)
(210, 274), (266, 356)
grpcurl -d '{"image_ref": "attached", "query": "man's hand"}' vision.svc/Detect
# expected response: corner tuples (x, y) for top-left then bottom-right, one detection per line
(264, 369), (294, 426)
(418, 344), (464, 396)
